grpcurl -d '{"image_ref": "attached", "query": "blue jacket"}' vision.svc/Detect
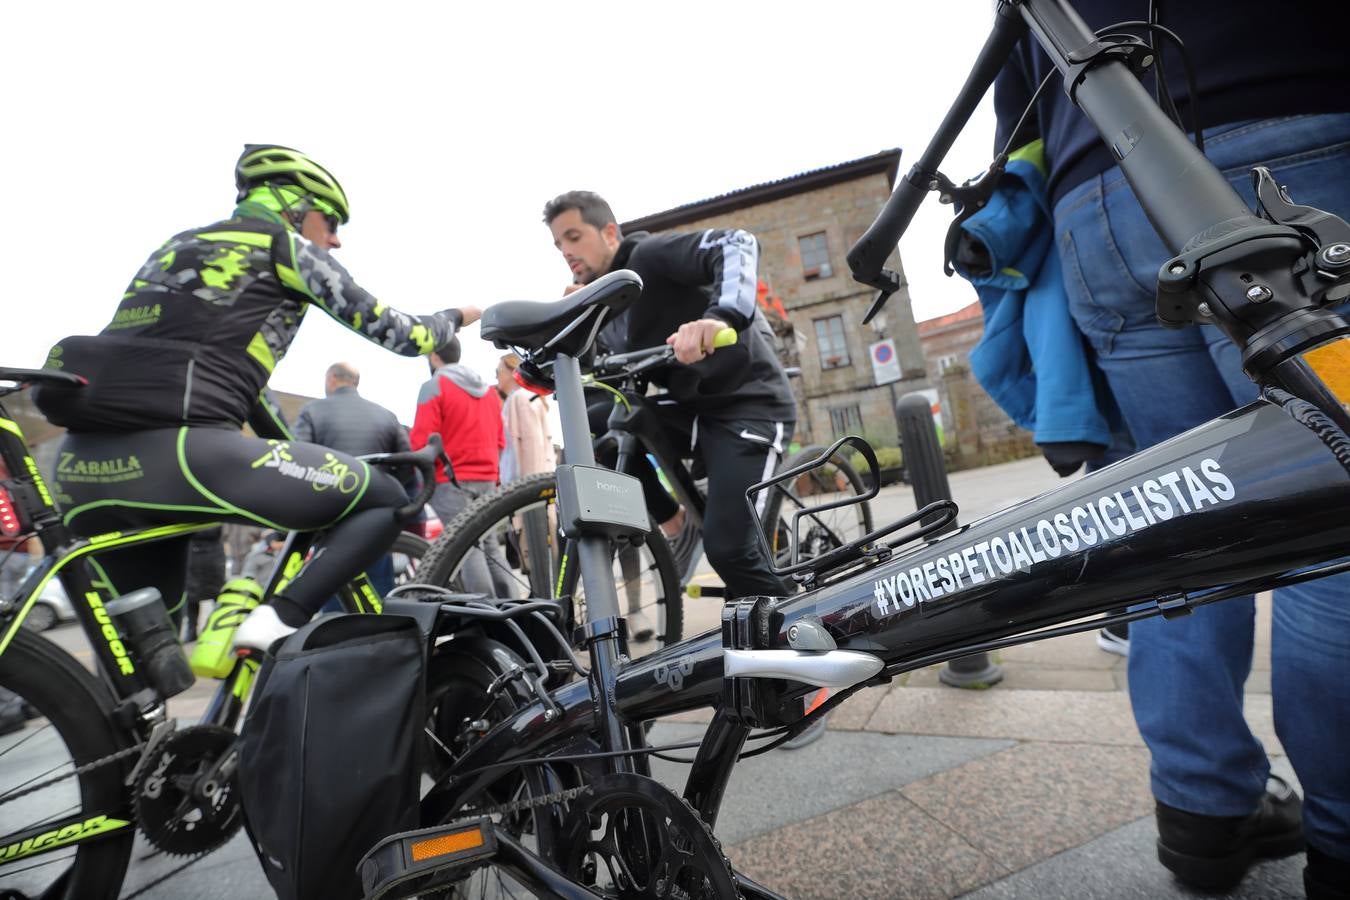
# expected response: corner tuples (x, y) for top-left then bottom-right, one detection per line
(955, 142), (1112, 448)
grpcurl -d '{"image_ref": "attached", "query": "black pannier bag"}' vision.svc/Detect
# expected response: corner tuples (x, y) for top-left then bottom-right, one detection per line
(238, 614), (425, 900)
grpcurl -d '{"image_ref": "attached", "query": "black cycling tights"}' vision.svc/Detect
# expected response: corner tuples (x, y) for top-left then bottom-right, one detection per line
(54, 427), (407, 626)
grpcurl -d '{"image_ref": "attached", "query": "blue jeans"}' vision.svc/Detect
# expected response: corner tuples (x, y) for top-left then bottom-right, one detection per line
(1054, 113), (1350, 858)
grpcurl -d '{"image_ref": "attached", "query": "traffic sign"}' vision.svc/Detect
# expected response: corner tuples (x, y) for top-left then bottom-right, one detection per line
(869, 339), (901, 385)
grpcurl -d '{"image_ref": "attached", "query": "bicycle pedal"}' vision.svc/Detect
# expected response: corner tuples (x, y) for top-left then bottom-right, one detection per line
(359, 818), (496, 900)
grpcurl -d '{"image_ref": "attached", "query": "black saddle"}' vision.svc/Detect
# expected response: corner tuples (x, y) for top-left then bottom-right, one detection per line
(480, 269), (643, 356)
(0, 368), (85, 387)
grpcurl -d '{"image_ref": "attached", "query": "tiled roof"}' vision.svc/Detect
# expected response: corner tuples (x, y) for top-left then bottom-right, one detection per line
(623, 149), (902, 232)
(917, 301), (982, 336)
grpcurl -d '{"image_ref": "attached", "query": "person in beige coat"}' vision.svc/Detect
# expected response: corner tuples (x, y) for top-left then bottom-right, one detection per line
(496, 353), (557, 481)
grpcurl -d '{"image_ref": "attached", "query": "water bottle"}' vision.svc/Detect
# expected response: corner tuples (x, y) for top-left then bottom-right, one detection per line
(105, 588), (196, 698)
(190, 578), (262, 678)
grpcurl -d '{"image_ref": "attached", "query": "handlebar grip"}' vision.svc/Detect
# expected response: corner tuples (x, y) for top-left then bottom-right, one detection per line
(712, 327), (738, 349)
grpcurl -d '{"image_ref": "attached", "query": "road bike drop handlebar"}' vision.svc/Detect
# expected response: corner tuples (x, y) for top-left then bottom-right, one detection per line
(359, 432), (447, 521)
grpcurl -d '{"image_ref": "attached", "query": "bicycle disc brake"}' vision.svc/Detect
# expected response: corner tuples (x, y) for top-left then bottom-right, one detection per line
(559, 773), (736, 899)
(134, 724), (243, 856)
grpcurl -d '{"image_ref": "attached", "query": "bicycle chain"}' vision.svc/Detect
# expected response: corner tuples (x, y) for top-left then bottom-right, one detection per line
(0, 741), (144, 807)
(441, 783), (590, 830)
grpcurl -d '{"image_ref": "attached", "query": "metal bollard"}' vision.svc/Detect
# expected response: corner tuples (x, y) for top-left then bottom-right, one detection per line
(895, 393), (1004, 689)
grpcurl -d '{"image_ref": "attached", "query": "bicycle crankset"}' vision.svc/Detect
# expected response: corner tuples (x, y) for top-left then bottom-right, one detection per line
(134, 724), (244, 856)
(559, 773), (737, 899)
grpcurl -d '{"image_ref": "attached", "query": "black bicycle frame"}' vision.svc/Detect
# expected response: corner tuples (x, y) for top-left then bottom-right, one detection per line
(435, 0), (1350, 851)
(604, 391), (707, 531)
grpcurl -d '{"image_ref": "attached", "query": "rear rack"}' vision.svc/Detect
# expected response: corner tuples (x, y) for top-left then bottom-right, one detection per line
(746, 435), (959, 590)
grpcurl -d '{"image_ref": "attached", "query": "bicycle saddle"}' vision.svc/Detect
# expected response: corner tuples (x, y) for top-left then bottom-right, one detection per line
(481, 269), (643, 356)
(0, 368), (86, 387)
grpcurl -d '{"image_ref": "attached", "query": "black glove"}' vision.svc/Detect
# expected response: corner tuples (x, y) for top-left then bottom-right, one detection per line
(1040, 441), (1107, 477)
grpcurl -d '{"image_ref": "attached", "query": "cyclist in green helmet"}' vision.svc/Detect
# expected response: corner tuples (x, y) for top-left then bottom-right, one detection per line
(35, 144), (480, 653)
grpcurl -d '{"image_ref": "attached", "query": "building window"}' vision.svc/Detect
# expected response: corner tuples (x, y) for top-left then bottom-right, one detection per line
(936, 353), (961, 374)
(813, 315), (850, 369)
(829, 404), (864, 437)
(798, 232), (833, 280)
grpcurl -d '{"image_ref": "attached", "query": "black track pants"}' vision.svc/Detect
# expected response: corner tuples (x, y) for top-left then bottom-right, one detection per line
(592, 402), (794, 600)
(53, 427), (407, 622)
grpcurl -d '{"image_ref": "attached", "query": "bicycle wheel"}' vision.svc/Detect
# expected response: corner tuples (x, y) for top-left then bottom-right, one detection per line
(762, 444), (874, 571)
(421, 640), (583, 899)
(390, 530), (429, 587)
(0, 629), (136, 900)
(417, 473), (683, 657)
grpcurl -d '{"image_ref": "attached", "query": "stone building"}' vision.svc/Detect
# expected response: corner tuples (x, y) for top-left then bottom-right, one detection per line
(916, 300), (1036, 468)
(622, 149), (928, 449)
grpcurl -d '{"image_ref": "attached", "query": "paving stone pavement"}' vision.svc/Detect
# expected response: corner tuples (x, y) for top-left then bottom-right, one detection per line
(42, 455), (1308, 898)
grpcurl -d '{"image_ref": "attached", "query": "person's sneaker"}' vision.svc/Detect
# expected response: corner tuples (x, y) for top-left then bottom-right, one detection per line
(1096, 622), (1130, 657)
(1305, 845), (1350, 900)
(626, 609), (656, 644)
(232, 605), (298, 655)
(1156, 775), (1304, 891)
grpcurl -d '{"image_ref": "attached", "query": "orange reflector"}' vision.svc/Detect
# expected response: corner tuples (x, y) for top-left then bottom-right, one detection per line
(410, 827), (485, 862)
(804, 687), (830, 715)
(1302, 338), (1350, 409)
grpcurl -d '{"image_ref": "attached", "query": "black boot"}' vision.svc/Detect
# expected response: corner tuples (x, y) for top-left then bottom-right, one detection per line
(1306, 846), (1350, 900)
(1155, 775), (1304, 891)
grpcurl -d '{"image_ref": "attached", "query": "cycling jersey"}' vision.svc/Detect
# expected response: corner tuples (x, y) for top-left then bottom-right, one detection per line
(599, 230), (797, 423)
(34, 202), (461, 432)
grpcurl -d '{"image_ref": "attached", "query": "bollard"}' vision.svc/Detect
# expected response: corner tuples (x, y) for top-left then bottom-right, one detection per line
(895, 393), (1004, 689)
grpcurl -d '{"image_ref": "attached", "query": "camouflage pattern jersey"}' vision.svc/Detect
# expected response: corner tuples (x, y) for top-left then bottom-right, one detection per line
(34, 201), (459, 433)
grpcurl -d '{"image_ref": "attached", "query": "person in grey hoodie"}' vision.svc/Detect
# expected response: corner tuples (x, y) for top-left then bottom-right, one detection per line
(411, 336), (508, 596)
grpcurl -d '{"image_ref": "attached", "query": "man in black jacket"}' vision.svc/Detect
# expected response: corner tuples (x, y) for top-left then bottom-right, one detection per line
(544, 191), (796, 600)
(293, 361), (412, 598)
(293, 362), (410, 459)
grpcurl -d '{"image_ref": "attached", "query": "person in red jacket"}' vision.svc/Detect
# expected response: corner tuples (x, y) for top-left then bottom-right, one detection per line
(411, 335), (506, 595)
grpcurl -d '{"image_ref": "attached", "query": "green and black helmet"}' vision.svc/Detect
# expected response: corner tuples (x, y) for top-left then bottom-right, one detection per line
(235, 144), (351, 224)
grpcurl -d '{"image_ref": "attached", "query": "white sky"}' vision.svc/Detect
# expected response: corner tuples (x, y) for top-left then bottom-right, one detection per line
(2, 0), (999, 425)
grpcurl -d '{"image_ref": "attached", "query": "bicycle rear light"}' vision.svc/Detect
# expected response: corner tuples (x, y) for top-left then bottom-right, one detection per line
(514, 367), (553, 397)
(0, 484), (23, 537)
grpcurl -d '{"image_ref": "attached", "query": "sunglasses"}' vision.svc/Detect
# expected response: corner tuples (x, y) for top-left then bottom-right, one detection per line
(322, 212), (341, 234)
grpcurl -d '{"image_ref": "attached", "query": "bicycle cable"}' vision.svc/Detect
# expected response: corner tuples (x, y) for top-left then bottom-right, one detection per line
(997, 16), (1202, 166)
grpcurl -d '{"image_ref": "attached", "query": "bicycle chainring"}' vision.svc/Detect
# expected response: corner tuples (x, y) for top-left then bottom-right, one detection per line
(133, 724), (244, 856)
(559, 773), (737, 899)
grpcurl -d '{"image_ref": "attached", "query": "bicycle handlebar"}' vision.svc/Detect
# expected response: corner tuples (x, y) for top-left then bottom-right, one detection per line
(592, 327), (738, 377)
(360, 433), (446, 520)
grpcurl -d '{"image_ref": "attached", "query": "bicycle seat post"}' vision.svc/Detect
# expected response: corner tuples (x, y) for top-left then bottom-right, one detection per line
(552, 351), (635, 768)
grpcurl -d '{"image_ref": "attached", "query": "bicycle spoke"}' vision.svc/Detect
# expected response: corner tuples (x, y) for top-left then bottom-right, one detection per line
(0, 850), (76, 878)
(0, 757), (74, 804)
(0, 719), (55, 762)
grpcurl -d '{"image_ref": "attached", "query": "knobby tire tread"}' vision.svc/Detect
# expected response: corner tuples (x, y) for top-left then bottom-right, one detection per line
(417, 473), (683, 647)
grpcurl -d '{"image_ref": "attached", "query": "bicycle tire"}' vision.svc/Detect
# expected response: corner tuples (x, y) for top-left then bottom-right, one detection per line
(390, 529), (429, 587)
(417, 473), (683, 653)
(762, 444), (874, 569)
(0, 629), (136, 900)
(421, 639), (578, 899)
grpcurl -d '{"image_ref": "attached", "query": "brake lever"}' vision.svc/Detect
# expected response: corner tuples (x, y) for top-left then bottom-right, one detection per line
(1253, 167), (1350, 254)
